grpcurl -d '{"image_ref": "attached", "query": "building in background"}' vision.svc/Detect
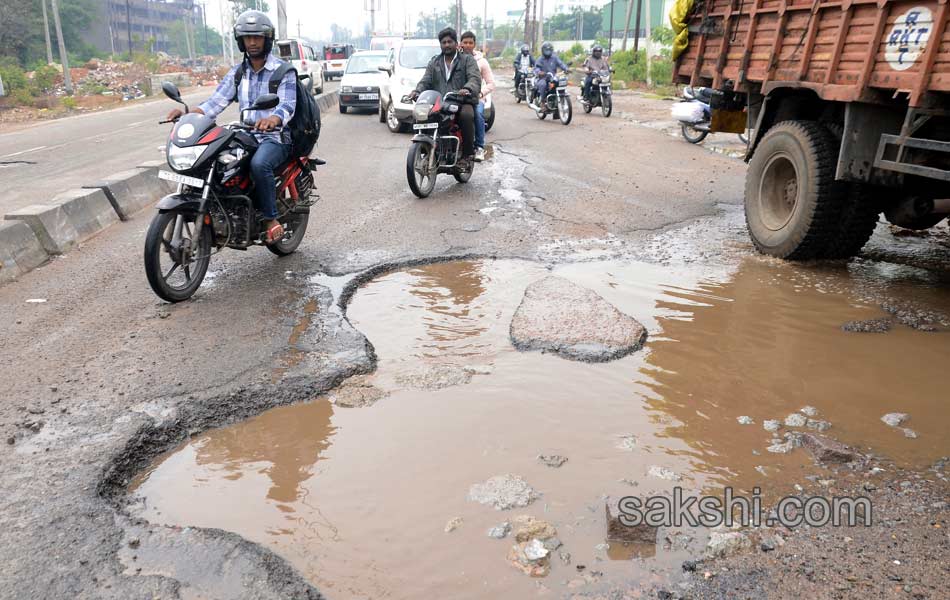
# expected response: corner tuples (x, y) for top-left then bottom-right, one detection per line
(82, 0), (205, 55)
(551, 0), (604, 16)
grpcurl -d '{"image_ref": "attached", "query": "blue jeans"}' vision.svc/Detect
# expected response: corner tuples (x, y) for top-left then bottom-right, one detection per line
(474, 101), (486, 149)
(249, 139), (292, 220)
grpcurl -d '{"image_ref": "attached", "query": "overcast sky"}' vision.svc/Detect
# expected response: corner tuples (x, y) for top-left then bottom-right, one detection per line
(203, 0), (539, 42)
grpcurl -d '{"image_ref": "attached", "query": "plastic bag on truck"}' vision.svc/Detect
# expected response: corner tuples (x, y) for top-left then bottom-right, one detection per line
(669, 0), (695, 60)
(671, 101), (705, 123)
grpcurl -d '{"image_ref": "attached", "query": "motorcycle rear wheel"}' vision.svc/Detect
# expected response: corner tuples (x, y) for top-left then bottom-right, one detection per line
(583, 99), (593, 113)
(407, 142), (437, 198)
(144, 211), (212, 303)
(681, 123), (709, 144)
(267, 212), (309, 256)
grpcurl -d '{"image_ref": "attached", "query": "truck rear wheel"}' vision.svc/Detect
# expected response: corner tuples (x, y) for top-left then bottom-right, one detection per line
(744, 121), (846, 260)
(823, 184), (882, 259)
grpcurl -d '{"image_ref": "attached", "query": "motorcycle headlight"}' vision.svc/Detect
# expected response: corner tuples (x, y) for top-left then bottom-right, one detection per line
(167, 144), (208, 172)
(413, 102), (433, 120)
(342, 86), (353, 93)
(601, 75), (610, 82)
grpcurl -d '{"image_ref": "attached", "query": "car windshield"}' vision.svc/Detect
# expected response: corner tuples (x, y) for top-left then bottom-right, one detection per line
(275, 42), (300, 60)
(399, 44), (440, 69)
(346, 55), (387, 74)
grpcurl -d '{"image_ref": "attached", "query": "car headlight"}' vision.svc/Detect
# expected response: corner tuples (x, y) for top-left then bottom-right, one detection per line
(342, 86), (353, 93)
(399, 76), (416, 88)
(167, 144), (208, 172)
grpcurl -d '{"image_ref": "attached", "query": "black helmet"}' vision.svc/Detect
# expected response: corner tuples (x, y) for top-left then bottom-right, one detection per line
(520, 44), (530, 55)
(541, 42), (553, 58)
(592, 44), (603, 58)
(234, 10), (275, 55)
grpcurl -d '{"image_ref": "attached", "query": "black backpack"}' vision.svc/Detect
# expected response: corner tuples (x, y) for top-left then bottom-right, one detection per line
(233, 60), (321, 159)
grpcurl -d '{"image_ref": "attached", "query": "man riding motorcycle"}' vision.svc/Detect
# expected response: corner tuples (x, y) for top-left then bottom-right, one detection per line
(581, 44), (610, 102)
(460, 30), (495, 163)
(512, 44), (534, 96)
(409, 27), (481, 171)
(164, 10), (296, 244)
(533, 42), (569, 104)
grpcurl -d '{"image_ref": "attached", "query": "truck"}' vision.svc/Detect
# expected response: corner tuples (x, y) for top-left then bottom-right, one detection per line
(674, 0), (949, 259)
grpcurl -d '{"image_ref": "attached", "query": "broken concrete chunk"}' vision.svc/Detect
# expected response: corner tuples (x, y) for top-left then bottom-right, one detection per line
(512, 515), (557, 543)
(488, 522), (511, 539)
(507, 540), (551, 577)
(800, 406), (818, 417)
(444, 517), (463, 533)
(902, 428), (918, 439)
(605, 503), (658, 545)
(841, 318), (892, 333)
(538, 454), (568, 468)
(763, 419), (781, 432)
(784, 413), (807, 427)
(468, 475), (540, 510)
(736, 416), (754, 425)
(705, 531), (752, 559)
(881, 413), (909, 427)
(509, 276), (647, 362)
(648, 465), (682, 481)
(806, 419), (832, 432)
(800, 433), (859, 464)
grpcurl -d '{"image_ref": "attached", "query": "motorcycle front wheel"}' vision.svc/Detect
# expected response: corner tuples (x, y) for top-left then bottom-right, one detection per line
(681, 123), (709, 144)
(558, 96), (572, 125)
(144, 211), (212, 303)
(407, 142), (437, 198)
(602, 95), (612, 118)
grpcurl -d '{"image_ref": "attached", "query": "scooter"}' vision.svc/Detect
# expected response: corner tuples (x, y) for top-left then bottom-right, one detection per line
(673, 86), (748, 144)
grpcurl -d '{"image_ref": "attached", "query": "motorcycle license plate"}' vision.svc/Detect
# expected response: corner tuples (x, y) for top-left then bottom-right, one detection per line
(413, 123), (438, 130)
(158, 170), (204, 188)
(359, 93), (379, 100)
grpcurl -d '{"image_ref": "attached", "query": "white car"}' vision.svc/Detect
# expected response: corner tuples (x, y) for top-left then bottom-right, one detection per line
(378, 38), (441, 133)
(338, 51), (390, 114)
(273, 38), (324, 95)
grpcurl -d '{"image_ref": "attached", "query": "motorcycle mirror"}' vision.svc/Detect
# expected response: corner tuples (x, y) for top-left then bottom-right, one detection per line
(162, 82), (182, 103)
(251, 93), (280, 110)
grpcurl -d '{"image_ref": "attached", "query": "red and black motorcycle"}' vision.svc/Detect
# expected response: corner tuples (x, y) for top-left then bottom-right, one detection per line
(404, 90), (473, 198)
(144, 82), (319, 302)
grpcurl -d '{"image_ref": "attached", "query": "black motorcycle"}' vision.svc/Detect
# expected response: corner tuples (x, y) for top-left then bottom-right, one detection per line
(530, 71), (572, 126)
(512, 67), (534, 104)
(404, 90), (474, 198)
(580, 68), (614, 117)
(144, 82), (318, 302)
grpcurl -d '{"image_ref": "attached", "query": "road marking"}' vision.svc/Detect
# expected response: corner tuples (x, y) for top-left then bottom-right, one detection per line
(1, 146), (46, 159)
(126, 120), (149, 127)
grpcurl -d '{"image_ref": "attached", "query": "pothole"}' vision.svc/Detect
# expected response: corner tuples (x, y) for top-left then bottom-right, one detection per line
(128, 256), (950, 599)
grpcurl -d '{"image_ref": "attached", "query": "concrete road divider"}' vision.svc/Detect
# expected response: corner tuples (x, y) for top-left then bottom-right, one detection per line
(84, 166), (170, 221)
(5, 187), (119, 255)
(0, 221), (49, 284)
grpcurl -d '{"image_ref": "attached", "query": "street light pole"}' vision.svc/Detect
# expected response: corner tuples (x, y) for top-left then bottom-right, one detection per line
(608, 0), (614, 55)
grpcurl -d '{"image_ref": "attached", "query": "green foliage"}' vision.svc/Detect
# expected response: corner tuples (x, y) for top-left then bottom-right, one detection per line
(501, 46), (516, 61)
(610, 47), (674, 88)
(62, 96), (77, 109)
(231, 0), (270, 18)
(0, 58), (29, 93)
(569, 42), (584, 56)
(652, 25), (674, 47)
(32, 64), (58, 93)
(0, 0), (105, 68)
(131, 51), (159, 74)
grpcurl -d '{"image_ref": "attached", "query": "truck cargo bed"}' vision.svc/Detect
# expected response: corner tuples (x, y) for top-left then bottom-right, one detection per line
(675, 0), (950, 107)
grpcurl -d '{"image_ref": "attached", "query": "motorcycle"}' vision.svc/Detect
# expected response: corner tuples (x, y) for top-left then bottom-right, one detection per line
(483, 92), (496, 133)
(512, 67), (534, 104)
(144, 82), (318, 303)
(404, 90), (474, 198)
(673, 85), (749, 144)
(580, 68), (614, 117)
(529, 70), (573, 126)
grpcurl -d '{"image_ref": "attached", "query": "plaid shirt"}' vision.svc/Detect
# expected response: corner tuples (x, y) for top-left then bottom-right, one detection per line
(199, 55), (296, 144)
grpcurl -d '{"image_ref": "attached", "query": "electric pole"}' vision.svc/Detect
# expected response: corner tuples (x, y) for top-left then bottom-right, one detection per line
(41, 0), (54, 64)
(277, 0), (287, 39)
(634, 0), (643, 53)
(645, 0), (652, 86)
(49, 0), (72, 94)
(456, 0), (462, 34)
(365, 0), (378, 34)
(621, 0), (634, 50)
(608, 0), (614, 55)
(536, 0), (543, 49)
(125, 0), (133, 56)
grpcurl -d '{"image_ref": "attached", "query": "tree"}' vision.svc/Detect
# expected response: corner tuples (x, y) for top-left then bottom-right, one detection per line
(231, 0), (270, 18)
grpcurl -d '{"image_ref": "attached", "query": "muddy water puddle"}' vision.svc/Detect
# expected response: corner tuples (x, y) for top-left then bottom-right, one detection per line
(130, 256), (949, 599)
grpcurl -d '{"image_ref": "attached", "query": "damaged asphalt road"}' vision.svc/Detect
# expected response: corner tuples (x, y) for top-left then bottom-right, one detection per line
(0, 85), (946, 599)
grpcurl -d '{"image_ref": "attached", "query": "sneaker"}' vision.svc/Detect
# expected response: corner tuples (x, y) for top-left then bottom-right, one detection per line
(474, 147), (486, 162)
